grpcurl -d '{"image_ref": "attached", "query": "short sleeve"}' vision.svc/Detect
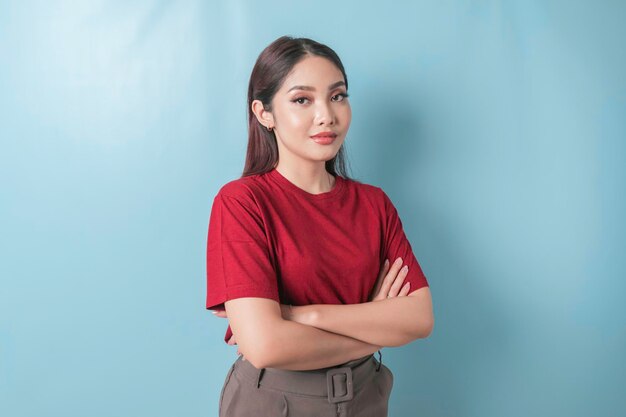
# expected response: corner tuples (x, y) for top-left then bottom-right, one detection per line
(381, 190), (429, 292)
(205, 191), (280, 312)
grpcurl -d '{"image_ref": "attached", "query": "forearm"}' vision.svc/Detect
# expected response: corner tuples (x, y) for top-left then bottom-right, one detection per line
(260, 318), (381, 371)
(296, 297), (432, 347)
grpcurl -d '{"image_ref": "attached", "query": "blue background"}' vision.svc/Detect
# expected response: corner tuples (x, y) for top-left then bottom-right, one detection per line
(1, 1), (624, 416)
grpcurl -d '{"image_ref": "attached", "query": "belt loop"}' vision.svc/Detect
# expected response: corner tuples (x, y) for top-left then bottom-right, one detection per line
(255, 368), (265, 388)
(376, 350), (382, 372)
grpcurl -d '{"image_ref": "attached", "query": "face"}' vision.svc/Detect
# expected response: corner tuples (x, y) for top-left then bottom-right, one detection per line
(256, 55), (352, 169)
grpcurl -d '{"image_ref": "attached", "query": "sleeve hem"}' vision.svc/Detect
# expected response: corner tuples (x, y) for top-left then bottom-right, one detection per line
(206, 285), (280, 311)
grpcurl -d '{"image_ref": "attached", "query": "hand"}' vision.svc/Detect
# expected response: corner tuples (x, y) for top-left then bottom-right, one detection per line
(369, 257), (411, 301)
(211, 310), (241, 354)
(226, 333), (241, 355)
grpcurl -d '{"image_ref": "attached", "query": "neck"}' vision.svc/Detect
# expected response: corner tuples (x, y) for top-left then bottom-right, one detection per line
(274, 162), (335, 194)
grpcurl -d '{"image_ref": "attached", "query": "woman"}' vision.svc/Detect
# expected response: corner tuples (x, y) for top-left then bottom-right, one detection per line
(206, 35), (434, 417)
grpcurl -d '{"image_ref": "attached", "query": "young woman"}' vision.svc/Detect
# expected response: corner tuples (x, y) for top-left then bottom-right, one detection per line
(206, 35), (434, 417)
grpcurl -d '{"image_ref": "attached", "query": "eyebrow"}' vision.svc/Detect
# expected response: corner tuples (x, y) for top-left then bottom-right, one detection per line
(286, 81), (346, 93)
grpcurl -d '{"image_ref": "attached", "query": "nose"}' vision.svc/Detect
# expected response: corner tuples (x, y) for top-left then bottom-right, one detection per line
(314, 101), (335, 126)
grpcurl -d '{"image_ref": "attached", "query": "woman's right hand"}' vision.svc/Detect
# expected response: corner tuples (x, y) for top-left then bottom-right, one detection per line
(368, 257), (411, 301)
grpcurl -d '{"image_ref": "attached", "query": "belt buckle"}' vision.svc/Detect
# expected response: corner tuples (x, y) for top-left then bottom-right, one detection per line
(326, 366), (354, 404)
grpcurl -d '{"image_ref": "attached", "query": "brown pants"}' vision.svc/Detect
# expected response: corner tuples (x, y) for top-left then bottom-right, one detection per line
(218, 351), (393, 417)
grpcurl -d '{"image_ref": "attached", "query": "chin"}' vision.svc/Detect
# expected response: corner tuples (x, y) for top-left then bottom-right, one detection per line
(307, 152), (339, 163)
(318, 146), (341, 156)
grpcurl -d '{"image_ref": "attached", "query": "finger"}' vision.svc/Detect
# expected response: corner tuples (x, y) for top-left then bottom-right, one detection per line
(398, 281), (411, 297)
(379, 257), (404, 296)
(212, 310), (227, 318)
(389, 265), (409, 297)
(227, 335), (235, 345)
(386, 266), (407, 299)
(373, 257), (403, 301)
(370, 259), (389, 301)
(381, 258), (390, 275)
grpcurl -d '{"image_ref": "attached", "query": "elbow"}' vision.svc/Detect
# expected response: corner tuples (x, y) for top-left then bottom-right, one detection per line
(396, 312), (435, 346)
(421, 317), (434, 338)
(406, 289), (434, 341)
(411, 316), (434, 340)
(240, 338), (273, 369)
(421, 316), (435, 338)
(244, 354), (266, 370)
(395, 319), (434, 347)
(239, 332), (278, 369)
(240, 316), (287, 369)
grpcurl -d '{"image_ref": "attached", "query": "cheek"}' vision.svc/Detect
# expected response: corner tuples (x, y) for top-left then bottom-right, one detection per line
(284, 112), (309, 131)
(339, 105), (352, 126)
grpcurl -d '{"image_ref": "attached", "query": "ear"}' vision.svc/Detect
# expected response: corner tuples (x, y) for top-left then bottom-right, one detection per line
(251, 99), (275, 129)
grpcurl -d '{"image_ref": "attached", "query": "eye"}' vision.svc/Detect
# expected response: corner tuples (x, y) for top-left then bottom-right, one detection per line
(332, 92), (350, 102)
(291, 96), (310, 105)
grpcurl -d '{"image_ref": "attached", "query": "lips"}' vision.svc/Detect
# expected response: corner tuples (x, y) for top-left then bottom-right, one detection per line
(311, 136), (336, 145)
(311, 131), (337, 139)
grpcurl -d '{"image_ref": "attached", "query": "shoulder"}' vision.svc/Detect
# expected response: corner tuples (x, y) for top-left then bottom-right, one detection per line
(215, 174), (266, 208)
(208, 176), (270, 226)
(343, 176), (391, 211)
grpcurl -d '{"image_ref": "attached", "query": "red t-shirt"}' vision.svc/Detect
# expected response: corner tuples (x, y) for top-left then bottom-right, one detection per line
(206, 167), (429, 343)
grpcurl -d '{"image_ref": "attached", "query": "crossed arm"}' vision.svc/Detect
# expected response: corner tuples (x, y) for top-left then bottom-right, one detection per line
(216, 255), (434, 371)
(218, 286), (433, 371)
(293, 286), (433, 346)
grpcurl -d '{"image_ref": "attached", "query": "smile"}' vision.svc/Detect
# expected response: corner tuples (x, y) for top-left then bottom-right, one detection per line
(311, 136), (337, 145)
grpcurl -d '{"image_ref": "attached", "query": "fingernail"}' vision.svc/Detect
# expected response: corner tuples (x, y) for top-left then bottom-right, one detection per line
(402, 265), (409, 273)
(395, 257), (402, 264)
(211, 311), (217, 314)
(384, 259), (389, 267)
(404, 282), (410, 288)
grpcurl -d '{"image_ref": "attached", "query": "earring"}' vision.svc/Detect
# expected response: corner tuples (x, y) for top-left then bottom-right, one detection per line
(266, 125), (273, 131)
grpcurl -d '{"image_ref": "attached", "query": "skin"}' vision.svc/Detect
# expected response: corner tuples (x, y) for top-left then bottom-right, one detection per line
(213, 256), (414, 351)
(214, 56), (433, 364)
(251, 54), (351, 195)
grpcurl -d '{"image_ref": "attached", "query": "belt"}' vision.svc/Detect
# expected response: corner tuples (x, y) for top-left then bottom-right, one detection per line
(233, 352), (381, 404)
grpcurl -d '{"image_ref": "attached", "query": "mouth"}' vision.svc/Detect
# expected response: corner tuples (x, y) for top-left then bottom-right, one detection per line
(310, 131), (338, 145)
(311, 131), (338, 139)
(310, 135), (337, 145)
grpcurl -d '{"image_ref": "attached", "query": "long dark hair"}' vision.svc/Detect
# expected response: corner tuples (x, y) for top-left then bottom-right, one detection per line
(242, 36), (355, 181)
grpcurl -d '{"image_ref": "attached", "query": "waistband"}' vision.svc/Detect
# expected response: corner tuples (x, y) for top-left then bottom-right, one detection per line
(233, 352), (381, 404)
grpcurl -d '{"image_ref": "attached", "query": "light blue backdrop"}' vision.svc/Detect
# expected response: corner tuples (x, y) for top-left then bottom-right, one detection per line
(1, 1), (624, 416)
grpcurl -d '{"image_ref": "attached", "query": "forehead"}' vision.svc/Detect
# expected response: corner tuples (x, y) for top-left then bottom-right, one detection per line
(280, 55), (344, 91)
